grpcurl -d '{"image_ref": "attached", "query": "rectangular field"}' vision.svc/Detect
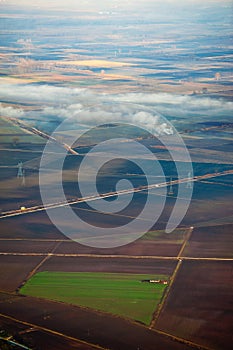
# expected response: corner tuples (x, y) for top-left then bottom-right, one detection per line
(183, 224), (233, 258)
(0, 240), (58, 254)
(53, 228), (187, 257)
(0, 293), (192, 350)
(0, 116), (45, 146)
(0, 255), (43, 292)
(0, 213), (67, 240)
(155, 260), (233, 350)
(20, 271), (168, 325)
(0, 314), (97, 350)
(38, 256), (177, 275)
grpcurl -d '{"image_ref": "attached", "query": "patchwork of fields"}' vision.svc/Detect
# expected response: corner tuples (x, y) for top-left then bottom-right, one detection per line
(0, 0), (233, 348)
(0, 115), (233, 349)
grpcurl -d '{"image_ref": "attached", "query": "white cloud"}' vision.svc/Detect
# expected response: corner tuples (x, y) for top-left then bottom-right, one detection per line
(113, 92), (233, 117)
(42, 103), (83, 120)
(0, 103), (25, 118)
(0, 84), (90, 105)
(0, 84), (232, 136)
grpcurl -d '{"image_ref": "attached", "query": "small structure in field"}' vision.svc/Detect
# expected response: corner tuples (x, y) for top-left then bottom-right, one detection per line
(141, 279), (168, 285)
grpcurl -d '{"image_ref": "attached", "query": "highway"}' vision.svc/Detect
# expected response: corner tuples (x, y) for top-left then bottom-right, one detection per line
(8, 117), (79, 155)
(1, 169), (232, 220)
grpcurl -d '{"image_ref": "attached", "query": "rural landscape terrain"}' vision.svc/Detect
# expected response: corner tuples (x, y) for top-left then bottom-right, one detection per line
(0, 1), (232, 349)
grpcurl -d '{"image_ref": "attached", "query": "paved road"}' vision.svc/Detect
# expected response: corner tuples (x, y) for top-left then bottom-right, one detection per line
(1, 169), (232, 220)
(8, 117), (79, 155)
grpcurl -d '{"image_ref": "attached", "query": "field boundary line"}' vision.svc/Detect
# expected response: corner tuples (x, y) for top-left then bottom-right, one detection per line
(178, 226), (194, 258)
(16, 241), (62, 292)
(0, 312), (106, 350)
(0, 335), (32, 350)
(0, 289), (17, 296)
(150, 259), (182, 329)
(0, 295), (23, 305)
(153, 328), (215, 350)
(27, 241), (62, 279)
(0, 252), (233, 261)
(150, 227), (193, 328)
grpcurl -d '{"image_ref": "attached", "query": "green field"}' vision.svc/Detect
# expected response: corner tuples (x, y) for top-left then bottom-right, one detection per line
(0, 116), (45, 144)
(20, 271), (168, 325)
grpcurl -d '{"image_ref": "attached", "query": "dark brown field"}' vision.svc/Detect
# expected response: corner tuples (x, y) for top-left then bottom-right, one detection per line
(0, 120), (232, 349)
(183, 224), (233, 258)
(0, 255), (42, 291)
(0, 240), (58, 254)
(181, 181), (233, 227)
(0, 315), (97, 350)
(0, 316), (97, 350)
(155, 260), (233, 350)
(0, 292), (193, 350)
(38, 256), (177, 275)
(0, 213), (67, 239)
(52, 229), (186, 257)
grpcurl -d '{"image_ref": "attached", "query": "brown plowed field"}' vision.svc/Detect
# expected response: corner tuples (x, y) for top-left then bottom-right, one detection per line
(183, 224), (233, 258)
(0, 255), (43, 292)
(155, 260), (233, 350)
(38, 256), (177, 275)
(0, 292), (194, 350)
(0, 314), (99, 350)
(0, 213), (67, 239)
(53, 229), (186, 257)
(0, 240), (58, 254)
(0, 228), (186, 257)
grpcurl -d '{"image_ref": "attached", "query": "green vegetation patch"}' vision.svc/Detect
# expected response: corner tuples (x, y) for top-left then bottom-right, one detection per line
(20, 271), (168, 325)
(0, 116), (45, 144)
(143, 228), (187, 243)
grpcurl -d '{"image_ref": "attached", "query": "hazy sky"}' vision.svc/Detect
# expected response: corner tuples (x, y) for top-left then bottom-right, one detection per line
(2, 0), (232, 9)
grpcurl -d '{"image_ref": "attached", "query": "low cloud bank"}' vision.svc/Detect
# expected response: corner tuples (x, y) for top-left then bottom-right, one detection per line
(0, 84), (232, 135)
